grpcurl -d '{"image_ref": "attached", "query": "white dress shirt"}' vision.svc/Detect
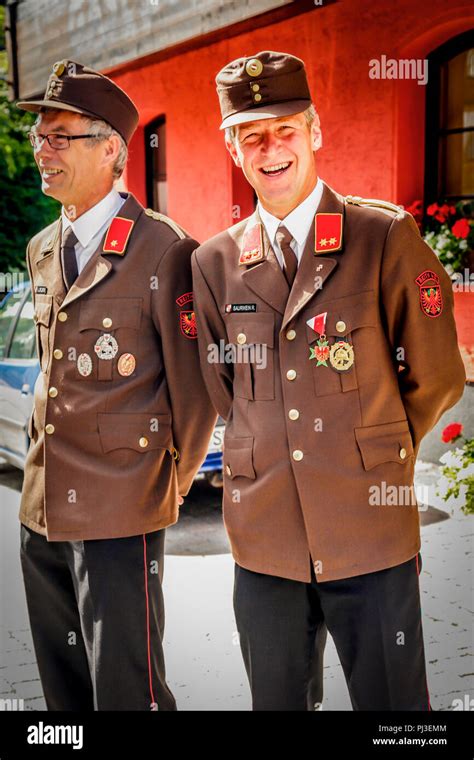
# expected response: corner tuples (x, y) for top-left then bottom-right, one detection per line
(257, 177), (324, 269)
(61, 188), (126, 275)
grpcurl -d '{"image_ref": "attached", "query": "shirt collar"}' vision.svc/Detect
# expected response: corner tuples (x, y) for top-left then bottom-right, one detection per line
(258, 177), (324, 249)
(61, 188), (124, 248)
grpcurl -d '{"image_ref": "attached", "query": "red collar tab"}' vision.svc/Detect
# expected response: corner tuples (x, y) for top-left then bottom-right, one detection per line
(103, 216), (134, 255)
(314, 213), (343, 254)
(239, 223), (265, 266)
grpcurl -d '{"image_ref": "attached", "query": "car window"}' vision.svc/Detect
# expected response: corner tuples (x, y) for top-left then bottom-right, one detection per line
(9, 291), (36, 359)
(0, 289), (25, 359)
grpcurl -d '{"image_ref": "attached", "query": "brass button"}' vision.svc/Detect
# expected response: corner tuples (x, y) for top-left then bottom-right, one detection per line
(45, 424), (55, 435)
(33, 313), (39, 323)
(48, 387), (58, 398)
(245, 58), (263, 77)
(225, 464), (232, 477)
(286, 369), (297, 381)
(286, 329), (296, 341)
(253, 93), (262, 102)
(288, 409), (300, 421)
(400, 447), (407, 460)
(237, 333), (247, 345)
(251, 83), (260, 92)
(58, 312), (68, 322)
(336, 320), (346, 333)
(53, 349), (63, 360)
(139, 437), (149, 448)
(102, 317), (113, 329)
(292, 450), (303, 461)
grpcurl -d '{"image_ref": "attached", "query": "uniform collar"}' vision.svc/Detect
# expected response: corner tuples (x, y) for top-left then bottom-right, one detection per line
(61, 187), (125, 248)
(257, 177), (324, 249)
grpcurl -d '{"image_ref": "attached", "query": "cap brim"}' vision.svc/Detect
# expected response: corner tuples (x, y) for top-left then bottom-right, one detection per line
(16, 99), (99, 120)
(219, 99), (311, 130)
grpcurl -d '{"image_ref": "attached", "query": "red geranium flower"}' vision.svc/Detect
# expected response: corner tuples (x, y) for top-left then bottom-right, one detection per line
(451, 218), (470, 239)
(426, 203), (438, 216)
(441, 422), (463, 443)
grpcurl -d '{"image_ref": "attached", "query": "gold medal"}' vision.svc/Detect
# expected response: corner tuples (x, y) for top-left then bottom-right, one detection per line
(94, 333), (118, 360)
(329, 340), (354, 372)
(117, 353), (136, 377)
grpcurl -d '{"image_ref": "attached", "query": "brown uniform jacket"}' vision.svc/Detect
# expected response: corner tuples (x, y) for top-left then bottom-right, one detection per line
(192, 181), (466, 582)
(21, 192), (216, 541)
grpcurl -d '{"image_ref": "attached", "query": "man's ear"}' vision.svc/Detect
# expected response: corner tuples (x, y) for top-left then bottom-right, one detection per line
(311, 113), (323, 152)
(225, 137), (242, 168)
(102, 134), (121, 169)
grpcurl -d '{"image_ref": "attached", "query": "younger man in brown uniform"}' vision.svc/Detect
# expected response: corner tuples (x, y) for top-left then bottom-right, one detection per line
(192, 51), (466, 710)
(17, 61), (216, 710)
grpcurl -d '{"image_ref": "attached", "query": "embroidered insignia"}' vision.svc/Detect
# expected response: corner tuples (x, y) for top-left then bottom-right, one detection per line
(314, 214), (343, 253)
(239, 224), (265, 265)
(103, 217), (134, 255)
(180, 310), (197, 339)
(176, 292), (194, 307)
(415, 270), (443, 318)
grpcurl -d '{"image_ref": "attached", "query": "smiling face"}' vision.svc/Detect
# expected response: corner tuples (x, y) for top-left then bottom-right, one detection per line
(226, 110), (322, 219)
(31, 110), (121, 218)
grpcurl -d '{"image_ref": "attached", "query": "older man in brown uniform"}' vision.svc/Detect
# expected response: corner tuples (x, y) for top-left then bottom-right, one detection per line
(192, 51), (466, 710)
(17, 61), (216, 710)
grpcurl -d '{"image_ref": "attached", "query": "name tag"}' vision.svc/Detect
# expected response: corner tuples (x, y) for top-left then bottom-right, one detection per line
(35, 286), (48, 294)
(225, 303), (257, 313)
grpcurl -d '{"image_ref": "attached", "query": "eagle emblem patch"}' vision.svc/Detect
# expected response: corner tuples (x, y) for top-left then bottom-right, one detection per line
(415, 270), (443, 318)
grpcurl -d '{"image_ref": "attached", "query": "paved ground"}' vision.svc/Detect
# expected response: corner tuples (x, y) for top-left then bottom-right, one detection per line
(0, 459), (472, 711)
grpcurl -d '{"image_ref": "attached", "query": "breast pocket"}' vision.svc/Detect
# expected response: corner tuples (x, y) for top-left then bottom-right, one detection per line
(33, 295), (53, 372)
(78, 298), (143, 381)
(305, 290), (378, 397)
(225, 312), (275, 400)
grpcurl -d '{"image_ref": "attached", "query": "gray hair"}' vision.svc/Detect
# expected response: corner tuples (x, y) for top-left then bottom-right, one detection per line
(225, 103), (317, 145)
(36, 108), (128, 179)
(81, 117), (128, 179)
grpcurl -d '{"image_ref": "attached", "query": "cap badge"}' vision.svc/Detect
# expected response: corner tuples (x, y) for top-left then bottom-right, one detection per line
(245, 59), (263, 77)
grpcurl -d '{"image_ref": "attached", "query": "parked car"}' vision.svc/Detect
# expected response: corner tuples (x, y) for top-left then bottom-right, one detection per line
(0, 281), (224, 485)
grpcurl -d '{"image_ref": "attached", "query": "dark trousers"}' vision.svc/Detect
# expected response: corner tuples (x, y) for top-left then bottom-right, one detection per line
(20, 525), (176, 711)
(234, 553), (431, 711)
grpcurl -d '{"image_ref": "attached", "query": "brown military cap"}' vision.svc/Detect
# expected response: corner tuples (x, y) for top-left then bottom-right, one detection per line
(216, 50), (312, 130)
(17, 60), (139, 144)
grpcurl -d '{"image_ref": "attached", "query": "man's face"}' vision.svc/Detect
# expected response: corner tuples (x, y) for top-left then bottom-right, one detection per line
(31, 110), (118, 216)
(227, 111), (322, 218)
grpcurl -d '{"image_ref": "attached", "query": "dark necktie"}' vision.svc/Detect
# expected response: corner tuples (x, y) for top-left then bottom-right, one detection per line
(61, 226), (79, 290)
(275, 225), (298, 287)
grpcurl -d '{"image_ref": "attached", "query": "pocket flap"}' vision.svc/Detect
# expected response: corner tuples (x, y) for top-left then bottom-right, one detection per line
(33, 296), (52, 327)
(98, 412), (173, 454)
(223, 436), (256, 479)
(225, 313), (274, 348)
(354, 420), (414, 470)
(80, 298), (143, 332)
(306, 290), (376, 342)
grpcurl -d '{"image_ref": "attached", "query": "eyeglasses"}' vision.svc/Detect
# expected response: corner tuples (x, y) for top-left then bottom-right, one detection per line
(28, 132), (107, 150)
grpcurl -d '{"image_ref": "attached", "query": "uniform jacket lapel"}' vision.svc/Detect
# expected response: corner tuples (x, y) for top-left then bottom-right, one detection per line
(34, 220), (67, 306)
(33, 193), (143, 310)
(281, 182), (345, 331)
(240, 209), (289, 315)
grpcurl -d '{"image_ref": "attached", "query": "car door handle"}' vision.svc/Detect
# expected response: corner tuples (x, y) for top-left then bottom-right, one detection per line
(21, 383), (30, 396)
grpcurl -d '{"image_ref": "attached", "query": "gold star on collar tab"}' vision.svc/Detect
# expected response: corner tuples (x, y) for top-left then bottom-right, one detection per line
(239, 223), (265, 266)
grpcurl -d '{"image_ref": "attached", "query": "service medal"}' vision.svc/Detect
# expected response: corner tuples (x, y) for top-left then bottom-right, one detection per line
(329, 340), (354, 372)
(117, 352), (136, 377)
(309, 336), (330, 366)
(94, 333), (118, 360)
(77, 353), (93, 377)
